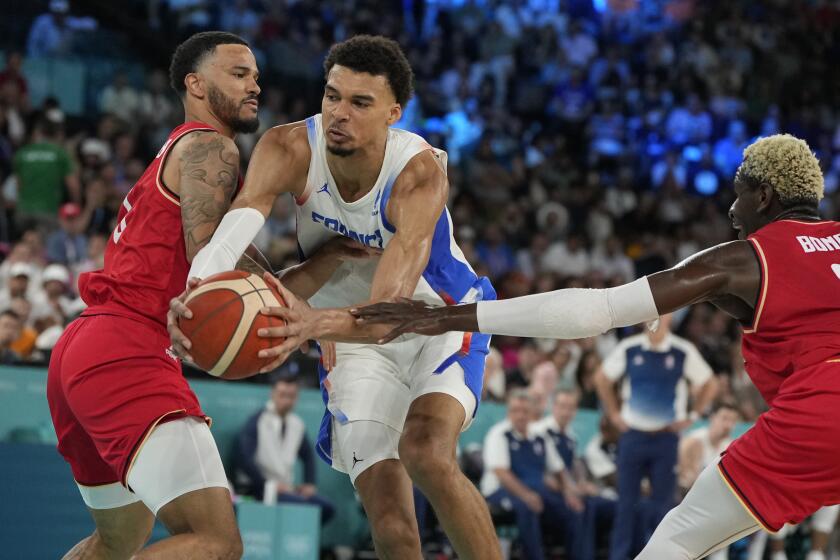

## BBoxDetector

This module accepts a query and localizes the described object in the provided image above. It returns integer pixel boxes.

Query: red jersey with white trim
[78,121,235,330]
[741,219,840,405]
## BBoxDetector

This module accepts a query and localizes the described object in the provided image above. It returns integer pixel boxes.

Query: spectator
[99,72,141,124]
[232,376,335,524]
[476,224,517,280]
[677,401,740,560]
[482,389,585,560]
[26,0,97,58]
[137,69,177,134]
[482,346,506,402]
[7,297,37,360]
[0,262,35,310]
[678,401,739,493]
[0,309,22,363]
[594,314,718,560]
[535,388,615,560]
[32,264,84,323]
[12,113,79,226]
[590,237,634,283]
[0,51,28,102]
[764,506,840,560]
[46,202,88,267]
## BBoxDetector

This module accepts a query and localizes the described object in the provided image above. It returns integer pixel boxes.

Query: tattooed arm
[166,130,241,262]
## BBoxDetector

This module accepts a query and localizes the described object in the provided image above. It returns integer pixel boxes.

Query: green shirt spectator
[12,116,76,216]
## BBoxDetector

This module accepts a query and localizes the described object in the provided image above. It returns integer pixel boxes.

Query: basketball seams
[209,290,263,376]
[241,275,284,365]
[182,272,288,378]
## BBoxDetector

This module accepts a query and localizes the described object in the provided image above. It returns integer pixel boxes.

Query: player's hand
[523,491,544,513]
[350,298,448,343]
[323,236,383,262]
[256,272,317,373]
[167,277,201,363]
[319,340,336,371]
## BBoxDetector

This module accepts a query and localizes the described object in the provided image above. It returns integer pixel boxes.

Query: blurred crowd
[0,0,839,429]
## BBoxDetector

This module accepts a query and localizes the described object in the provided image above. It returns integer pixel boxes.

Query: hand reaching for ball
[168,272,337,376]
[255,273,325,373]
[167,277,201,364]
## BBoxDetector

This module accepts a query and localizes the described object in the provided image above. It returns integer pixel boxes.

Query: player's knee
[399,427,457,485]
[400,438,457,486]
[91,525,151,557]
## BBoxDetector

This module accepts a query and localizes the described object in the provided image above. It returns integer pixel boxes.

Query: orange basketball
[178,270,286,380]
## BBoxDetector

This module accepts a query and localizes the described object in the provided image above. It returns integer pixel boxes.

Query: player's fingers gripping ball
[178,271,288,379]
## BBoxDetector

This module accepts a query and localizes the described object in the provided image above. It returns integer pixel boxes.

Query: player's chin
[232,114,260,134]
[326,142,356,157]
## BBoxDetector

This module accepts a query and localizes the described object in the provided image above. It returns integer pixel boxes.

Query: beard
[326,144,356,157]
[207,84,259,134]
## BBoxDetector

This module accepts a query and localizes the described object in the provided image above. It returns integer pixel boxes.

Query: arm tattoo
[179,132,240,260]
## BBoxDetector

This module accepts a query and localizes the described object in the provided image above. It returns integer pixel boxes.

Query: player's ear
[184,73,205,99]
[757,182,775,212]
[387,103,402,127]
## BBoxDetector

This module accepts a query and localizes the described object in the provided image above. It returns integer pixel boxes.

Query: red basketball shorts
[47,313,207,487]
[718,359,840,531]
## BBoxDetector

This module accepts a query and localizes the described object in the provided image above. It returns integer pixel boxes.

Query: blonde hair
[734,134,824,206]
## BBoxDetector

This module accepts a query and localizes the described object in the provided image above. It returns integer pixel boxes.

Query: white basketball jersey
[295,114,491,310]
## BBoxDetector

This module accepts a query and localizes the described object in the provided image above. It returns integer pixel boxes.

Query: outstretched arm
[352,240,760,342]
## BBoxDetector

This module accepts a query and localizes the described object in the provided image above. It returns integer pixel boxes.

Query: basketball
[178,271,287,380]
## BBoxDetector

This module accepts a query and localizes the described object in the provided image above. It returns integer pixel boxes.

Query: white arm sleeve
[476,276,659,339]
[187,207,266,280]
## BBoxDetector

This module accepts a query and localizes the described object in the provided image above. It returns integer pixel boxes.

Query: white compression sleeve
[187,207,265,280]
[476,276,659,339]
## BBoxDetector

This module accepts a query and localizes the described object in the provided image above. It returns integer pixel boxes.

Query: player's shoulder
[168,128,239,164]
[256,121,312,164]
[688,239,757,270]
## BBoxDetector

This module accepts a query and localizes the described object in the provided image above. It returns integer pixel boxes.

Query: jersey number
[113,196,134,244]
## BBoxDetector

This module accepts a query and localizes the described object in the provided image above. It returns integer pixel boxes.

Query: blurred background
[0,0,839,558]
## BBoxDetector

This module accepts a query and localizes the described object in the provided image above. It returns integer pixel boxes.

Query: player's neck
[772,205,821,223]
[326,138,387,201]
[184,107,235,139]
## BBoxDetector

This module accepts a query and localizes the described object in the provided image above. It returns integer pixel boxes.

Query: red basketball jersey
[741,219,840,405]
[79,121,237,330]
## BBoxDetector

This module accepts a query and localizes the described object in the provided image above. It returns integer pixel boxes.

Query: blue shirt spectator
[482,390,585,560]
[595,314,717,560]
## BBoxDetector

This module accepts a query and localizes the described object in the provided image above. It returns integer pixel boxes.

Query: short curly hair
[734,134,824,206]
[323,35,414,106]
[169,31,249,96]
